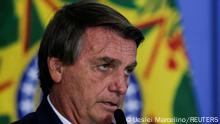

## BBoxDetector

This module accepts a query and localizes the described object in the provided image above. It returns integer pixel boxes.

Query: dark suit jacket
[12,97,62,124]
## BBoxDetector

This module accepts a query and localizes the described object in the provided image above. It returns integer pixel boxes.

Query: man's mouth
[100,101,119,111]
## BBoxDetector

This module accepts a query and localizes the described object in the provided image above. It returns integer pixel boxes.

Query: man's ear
[47,57,63,83]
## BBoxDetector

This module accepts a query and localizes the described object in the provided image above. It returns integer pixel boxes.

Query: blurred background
[0,0,219,124]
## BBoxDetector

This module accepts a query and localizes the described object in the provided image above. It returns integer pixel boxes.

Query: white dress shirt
[47,95,72,124]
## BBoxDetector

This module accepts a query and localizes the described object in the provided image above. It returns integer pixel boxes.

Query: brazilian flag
[0,0,199,124]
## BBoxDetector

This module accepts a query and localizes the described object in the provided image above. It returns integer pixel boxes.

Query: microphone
[114,109,127,124]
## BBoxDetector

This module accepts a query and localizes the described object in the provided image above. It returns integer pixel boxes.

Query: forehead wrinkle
[104,45,136,59]
[105,45,136,53]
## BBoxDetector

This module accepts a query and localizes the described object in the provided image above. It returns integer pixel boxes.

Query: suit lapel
[36,97,63,124]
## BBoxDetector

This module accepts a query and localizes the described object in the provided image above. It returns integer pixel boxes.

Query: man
[13,1,144,124]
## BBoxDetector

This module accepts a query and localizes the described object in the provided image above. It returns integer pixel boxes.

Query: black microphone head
[114,109,127,124]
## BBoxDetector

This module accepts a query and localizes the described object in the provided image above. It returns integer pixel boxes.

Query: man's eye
[98,64,110,71]
[124,68,133,76]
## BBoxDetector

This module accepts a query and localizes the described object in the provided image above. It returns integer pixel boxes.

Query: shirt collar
[47,95,72,124]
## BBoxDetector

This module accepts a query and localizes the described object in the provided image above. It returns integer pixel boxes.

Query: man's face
[59,27,137,124]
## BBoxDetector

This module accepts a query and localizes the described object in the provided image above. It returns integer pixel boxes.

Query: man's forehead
[84,27,122,45]
[77,27,137,68]
[81,27,137,54]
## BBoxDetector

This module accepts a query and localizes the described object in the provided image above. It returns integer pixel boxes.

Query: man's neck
[47,95,72,124]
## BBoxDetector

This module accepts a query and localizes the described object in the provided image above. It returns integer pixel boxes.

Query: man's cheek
[88,70,107,84]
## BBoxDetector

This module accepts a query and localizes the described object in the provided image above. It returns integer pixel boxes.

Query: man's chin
[90,107,114,124]
[102,114,114,124]
[97,115,113,124]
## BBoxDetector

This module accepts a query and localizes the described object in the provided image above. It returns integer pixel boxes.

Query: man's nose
[108,73,128,95]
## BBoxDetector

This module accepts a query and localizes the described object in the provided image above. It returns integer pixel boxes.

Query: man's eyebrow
[96,57,137,68]
[126,61,137,69]
[96,57,121,65]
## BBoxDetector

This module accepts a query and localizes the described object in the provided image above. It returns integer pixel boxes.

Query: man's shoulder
[11,112,38,124]
[11,97,62,124]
